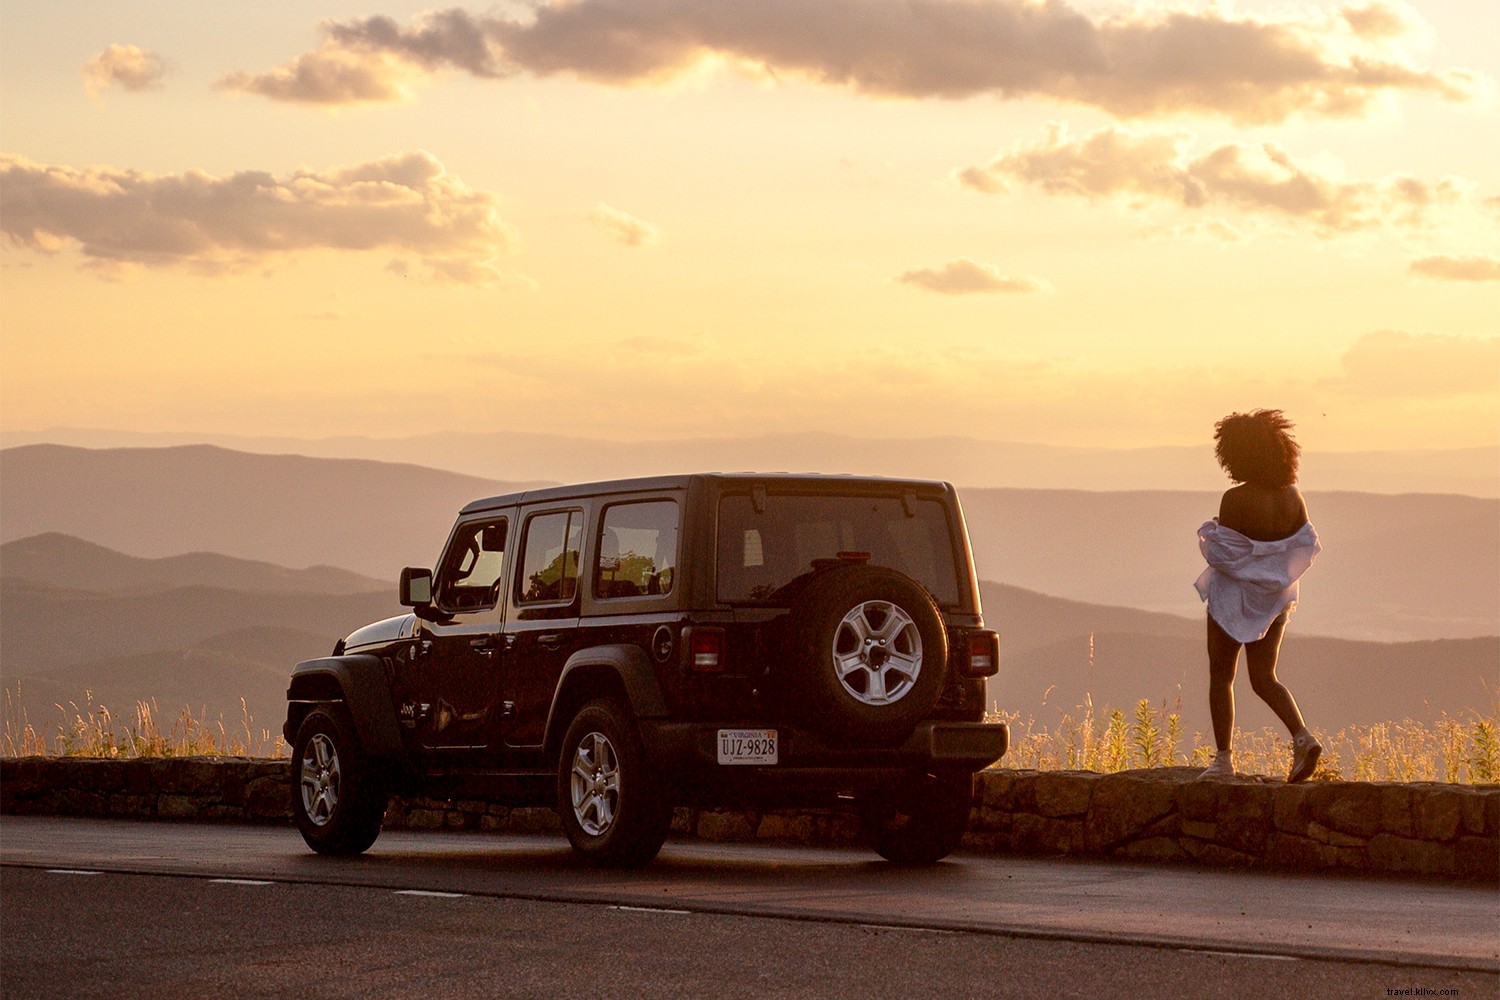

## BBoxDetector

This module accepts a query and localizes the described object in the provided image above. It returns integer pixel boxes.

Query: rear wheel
[859,770,974,865]
[291,708,387,856]
[557,699,672,868]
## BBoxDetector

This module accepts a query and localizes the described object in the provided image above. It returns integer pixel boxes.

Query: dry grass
[2,685,287,759]
[987,695,1500,784]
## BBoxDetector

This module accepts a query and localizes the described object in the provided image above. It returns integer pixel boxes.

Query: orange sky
[2,0,1497,451]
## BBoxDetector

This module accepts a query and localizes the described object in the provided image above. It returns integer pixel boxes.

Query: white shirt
[1194,520,1322,643]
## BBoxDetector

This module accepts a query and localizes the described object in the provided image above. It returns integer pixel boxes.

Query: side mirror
[399,567,433,607]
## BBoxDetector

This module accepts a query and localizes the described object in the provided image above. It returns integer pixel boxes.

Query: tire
[859,770,974,865]
[557,698,672,868]
[291,708,387,856]
[787,565,948,743]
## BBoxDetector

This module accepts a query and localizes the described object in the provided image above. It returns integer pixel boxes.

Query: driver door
[410,513,511,755]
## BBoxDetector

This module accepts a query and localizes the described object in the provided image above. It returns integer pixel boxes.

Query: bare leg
[1206,614,1241,752]
[1244,612,1308,738]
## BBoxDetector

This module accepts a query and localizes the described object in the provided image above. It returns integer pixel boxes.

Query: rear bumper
[640,719,1008,805]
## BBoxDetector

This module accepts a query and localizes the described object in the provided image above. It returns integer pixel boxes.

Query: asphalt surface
[1,816,1496,998]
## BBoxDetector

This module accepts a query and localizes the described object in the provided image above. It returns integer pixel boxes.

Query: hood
[343,613,417,652]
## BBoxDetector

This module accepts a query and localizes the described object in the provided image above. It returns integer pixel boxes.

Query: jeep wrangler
[285,473,1007,866]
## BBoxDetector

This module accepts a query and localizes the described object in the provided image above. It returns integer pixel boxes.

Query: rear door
[503,505,586,749]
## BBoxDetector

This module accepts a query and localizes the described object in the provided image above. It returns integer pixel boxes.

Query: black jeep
[285,473,1007,866]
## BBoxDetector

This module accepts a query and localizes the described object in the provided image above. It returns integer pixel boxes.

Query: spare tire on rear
[785,564,948,743]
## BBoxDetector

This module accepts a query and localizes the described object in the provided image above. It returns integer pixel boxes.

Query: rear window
[716,493,960,606]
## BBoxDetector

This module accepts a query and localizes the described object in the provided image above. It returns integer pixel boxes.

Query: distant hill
[980,582,1498,740]
[1,533,387,595]
[0,444,544,580]
[2,444,1492,641]
[4,428,1495,497]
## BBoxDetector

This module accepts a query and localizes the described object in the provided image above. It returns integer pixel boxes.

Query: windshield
[716,492,960,606]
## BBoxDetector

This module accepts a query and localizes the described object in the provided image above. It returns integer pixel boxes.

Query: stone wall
[2,758,1494,882]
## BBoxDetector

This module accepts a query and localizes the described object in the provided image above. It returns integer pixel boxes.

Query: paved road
[1,816,1495,998]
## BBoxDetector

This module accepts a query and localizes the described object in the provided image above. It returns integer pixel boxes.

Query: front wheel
[291,708,387,856]
[557,699,672,868]
[859,770,974,865]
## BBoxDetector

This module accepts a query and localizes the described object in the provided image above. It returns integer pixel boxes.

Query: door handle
[537,633,562,649]
[470,636,498,656]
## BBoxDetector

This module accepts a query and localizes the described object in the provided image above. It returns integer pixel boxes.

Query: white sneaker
[1288,733,1322,783]
[1197,753,1235,780]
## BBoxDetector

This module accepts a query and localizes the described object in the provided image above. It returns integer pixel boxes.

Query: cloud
[1329,331,1500,397]
[0,152,518,282]
[82,44,167,97]
[961,122,1471,233]
[1409,255,1500,283]
[895,258,1050,295]
[218,0,1483,122]
[590,203,660,247]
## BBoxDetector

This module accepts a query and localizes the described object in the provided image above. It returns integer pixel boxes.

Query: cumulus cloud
[590,203,660,247]
[82,44,167,96]
[961,122,1470,233]
[0,152,518,282]
[895,258,1049,295]
[1409,255,1500,283]
[1330,331,1500,397]
[217,0,1482,123]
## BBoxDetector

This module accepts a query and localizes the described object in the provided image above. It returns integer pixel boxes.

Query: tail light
[963,630,1000,678]
[687,627,726,673]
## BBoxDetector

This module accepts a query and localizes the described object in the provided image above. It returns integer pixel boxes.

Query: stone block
[244,775,292,819]
[756,812,818,843]
[1305,821,1365,848]
[1366,833,1455,877]
[216,761,250,806]
[1033,772,1098,818]
[697,810,757,842]
[1272,784,1313,833]
[1265,831,1337,871]
[1012,813,1085,855]
[1085,772,1178,852]
[157,794,200,819]
[108,793,154,817]
[1308,782,1382,839]
[1462,794,1486,836]
[670,807,696,835]
[1413,787,1463,842]
[508,807,562,833]
[404,808,447,830]
[1214,783,1273,855]
[1180,819,1216,840]
[1454,837,1500,883]
[155,758,224,797]
[1378,785,1414,837]
[1177,779,1222,823]
[48,788,106,816]
[1180,838,1257,869]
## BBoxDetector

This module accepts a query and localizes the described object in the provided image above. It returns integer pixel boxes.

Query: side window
[517,510,583,604]
[435,518,508,612]
[595,500,679,600]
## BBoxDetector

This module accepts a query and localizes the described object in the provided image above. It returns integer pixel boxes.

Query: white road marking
[394,890,466,898]
[609,905,692,915]
[45,869,102,876]
[209,878,274,886]
[856,924,958,935]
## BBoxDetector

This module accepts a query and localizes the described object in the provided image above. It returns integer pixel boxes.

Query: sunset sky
[2,0,1497,452]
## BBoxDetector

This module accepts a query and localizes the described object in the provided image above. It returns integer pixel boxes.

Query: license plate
[717,729,778,765]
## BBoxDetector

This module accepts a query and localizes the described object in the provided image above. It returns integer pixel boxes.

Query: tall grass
[2,685,287,759]
[988,696,1500,784]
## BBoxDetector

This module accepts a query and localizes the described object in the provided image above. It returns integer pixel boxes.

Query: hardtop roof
[458,471,953,515]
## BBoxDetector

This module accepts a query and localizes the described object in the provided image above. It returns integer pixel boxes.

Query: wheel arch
[543,645,667,760]
[284,654,403,759]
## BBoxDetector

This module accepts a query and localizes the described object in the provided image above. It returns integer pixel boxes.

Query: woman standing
[1194,410,1323,782]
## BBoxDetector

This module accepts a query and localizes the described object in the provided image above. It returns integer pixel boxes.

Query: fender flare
[285,654,403,759]
[543,644,668,751]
